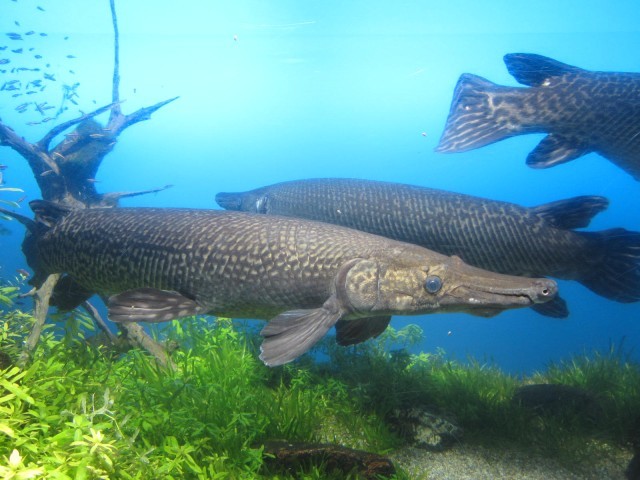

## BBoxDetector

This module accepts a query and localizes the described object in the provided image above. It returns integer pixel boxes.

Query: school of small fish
[0,2,79,125]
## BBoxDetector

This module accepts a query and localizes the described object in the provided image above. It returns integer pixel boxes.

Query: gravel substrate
[390,444,632,479]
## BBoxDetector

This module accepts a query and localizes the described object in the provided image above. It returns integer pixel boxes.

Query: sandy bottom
[390,444,632,480]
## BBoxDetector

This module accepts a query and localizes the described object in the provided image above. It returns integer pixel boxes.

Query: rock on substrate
[388,407,463,451]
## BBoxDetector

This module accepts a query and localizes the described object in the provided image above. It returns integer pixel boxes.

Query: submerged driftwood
[262,441,396,479]
[1,0,177,367]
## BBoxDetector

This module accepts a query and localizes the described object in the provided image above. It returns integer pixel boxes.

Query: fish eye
[425,275,442,294]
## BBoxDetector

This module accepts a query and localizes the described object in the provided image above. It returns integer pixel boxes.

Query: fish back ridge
[435,73,518,153]
[504,53,583,87]
[577,228,640,302]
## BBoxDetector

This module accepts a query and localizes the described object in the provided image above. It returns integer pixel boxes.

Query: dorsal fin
[504,53,584,87]
[29,200,74,227]
[531,195,608,230]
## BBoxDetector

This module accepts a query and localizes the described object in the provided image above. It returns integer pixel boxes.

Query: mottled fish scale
[221,178,591,278]
[36,208,428,318]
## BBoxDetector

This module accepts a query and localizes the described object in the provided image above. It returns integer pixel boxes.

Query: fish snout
[448,256,557,306]
[215,192,243,211]
[529,278,558,304]
[441,261,559,311]
[466,275,558,307]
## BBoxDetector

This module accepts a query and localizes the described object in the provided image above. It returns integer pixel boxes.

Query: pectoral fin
[260,297,344,366]
[108,288,203,323]
[335,316,392,346]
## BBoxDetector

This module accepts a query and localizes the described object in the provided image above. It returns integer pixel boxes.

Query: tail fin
[579,229,640,303]
[0,200,72,231]
[435,73,518,153]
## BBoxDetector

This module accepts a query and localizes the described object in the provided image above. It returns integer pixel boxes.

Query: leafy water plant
[0,307,405,479]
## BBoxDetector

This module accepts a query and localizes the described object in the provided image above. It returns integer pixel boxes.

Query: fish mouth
[442,277,558,310]
[215,192,243,211]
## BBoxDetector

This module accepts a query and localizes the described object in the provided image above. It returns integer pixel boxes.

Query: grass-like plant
[320,323,639,466]
[0,289,637,477]
[0,304,404,479]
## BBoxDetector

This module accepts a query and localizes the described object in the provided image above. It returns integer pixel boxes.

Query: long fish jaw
[348,254,557,317]
[436,257,557,313]
[216,190,264,212]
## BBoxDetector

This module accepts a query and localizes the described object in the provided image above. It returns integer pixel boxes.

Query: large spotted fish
[436,53,640,180]
[2,200,556,366]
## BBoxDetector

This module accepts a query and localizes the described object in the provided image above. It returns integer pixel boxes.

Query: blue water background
[1,0,639,374]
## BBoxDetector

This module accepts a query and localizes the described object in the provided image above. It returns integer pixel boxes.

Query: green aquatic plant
[0,312,405,479]
[533,344,640,440]
[0,285,20,309]
[319,323,638,468]
[0,304,635,476]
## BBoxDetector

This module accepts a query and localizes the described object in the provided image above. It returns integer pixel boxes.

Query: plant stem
[17,273,61,367]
